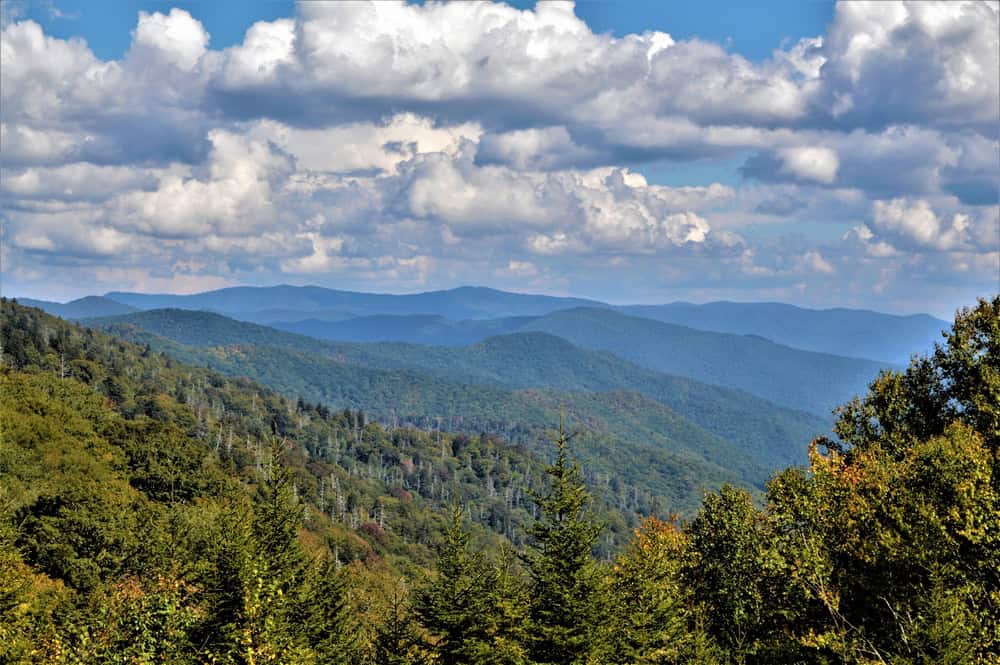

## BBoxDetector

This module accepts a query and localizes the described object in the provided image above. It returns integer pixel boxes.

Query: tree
[523,417,606,665]
[606,516,720,664]
[763,297,1000,662]
[684,486,782,662]
[293,559,359,665]
[416,505,493,664]
[373,579,427,665]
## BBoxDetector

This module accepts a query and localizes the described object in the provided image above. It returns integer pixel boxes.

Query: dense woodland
[89,307,829,511]
[1,296,998,663]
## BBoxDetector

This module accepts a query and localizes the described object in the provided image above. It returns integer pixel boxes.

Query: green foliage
[605,517,720,664]
[523,420,606,665]
[416,507,529,665]
[94,306,831,502]
[2,296,996,664]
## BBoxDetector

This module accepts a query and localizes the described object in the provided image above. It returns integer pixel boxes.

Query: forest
[1,296,997,664]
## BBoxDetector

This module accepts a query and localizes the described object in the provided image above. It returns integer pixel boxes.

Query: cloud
[1,1,996,314]
[813,1,999,134]
[868,197,980,251]
[130,8,208,71]
[777,146,839,184]
[108,130,294,238]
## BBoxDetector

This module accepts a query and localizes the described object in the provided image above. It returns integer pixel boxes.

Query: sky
[1,0,997,316]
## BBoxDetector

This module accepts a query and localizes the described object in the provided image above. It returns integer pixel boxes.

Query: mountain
[230,305,888,417]
[618,301,949,364]
[88,308,828,476]
[16,295,138,319]
[104,284,604,320]
[227,307,358,325]
[520,308,887,417]
[91,315,761,510]
[101,284,946,363]
[272,313,534,345]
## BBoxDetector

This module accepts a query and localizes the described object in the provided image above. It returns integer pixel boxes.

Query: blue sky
[17,0,835,62]
[1,0,996,316]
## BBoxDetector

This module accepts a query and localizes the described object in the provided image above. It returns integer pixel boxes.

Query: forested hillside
[97,305,884,418]
[90,308,828,488]
[90,317,758,511]
[272,313,533,346]
[0,299,629,662]
[104,285,604,320]
[3,296,997,663]
[618,301,947,364]
[19,295,140,320]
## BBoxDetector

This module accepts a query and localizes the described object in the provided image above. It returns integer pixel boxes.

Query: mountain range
[14,283,953,514]
[20,284,947,365]
[87,305,887,417]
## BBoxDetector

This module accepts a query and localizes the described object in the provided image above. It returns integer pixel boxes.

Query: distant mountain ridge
[519,308,887,416]
[11,284,942,365]
[17,296,138,319]
[87,308,830,472]
[618,301,948,364]
[119,304,889,417]
[104,285,605,320]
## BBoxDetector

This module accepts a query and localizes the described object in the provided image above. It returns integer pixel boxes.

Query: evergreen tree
[523,416,606,665]
[606,517,720,664]
[480,544,530,665]
[374,579,426,665]
[415,505,492,664]
[294,559,359,665]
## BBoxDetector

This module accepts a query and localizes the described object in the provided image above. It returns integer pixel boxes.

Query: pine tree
[480,543,530,665]
[523,415,606,665]
[415,505,492,664]
[293,559,359,664]
[374,579,426,665]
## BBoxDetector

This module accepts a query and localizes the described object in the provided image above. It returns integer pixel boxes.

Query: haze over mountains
[19,283,955,486]
[87,306,824,505]
[26,284,948,364]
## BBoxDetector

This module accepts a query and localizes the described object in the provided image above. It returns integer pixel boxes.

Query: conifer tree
[480,543,530,665]
[293,559,359,665]
[415,505,492,664]
[523,415,606,665]
[374,579,426,665]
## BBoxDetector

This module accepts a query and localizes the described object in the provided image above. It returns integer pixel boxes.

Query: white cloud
[109,130,293,238]
[777,146,839,184]
[130,9,208,71]
[1,1,996,312]
[870,197,974,251]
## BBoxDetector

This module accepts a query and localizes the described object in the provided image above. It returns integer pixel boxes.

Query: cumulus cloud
[777,146,839,184]
[869,197,977,251]
[1,0,996,313]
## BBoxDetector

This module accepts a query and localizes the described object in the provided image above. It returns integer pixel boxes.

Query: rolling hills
[519,308,887,416]
[88,284,947,364]
[91,317,759,510]
[88,308,829,476]
[17,295,139,319]
[99,306,886,417]
[618,301,948,364]
[104,284,604,320]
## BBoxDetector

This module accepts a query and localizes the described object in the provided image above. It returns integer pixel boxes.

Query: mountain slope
[618,301,948,364]
[93,319,757,509]
[272,314,534,345]
[89,309,827,473]
[105,285,604,320]
[101,284,946,363]
[521,308,886,416]
[17,295,139,319]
